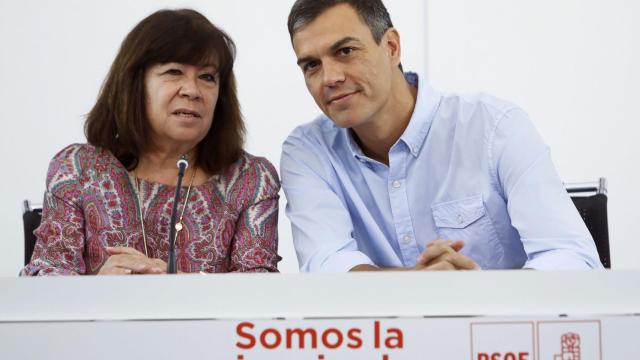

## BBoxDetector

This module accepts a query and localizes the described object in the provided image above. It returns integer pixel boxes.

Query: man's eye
[339,47,354,56]
[304,61,319,72]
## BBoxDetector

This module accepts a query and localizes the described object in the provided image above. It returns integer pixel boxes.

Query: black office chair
[23,200,42,266]
[564,178,611,268]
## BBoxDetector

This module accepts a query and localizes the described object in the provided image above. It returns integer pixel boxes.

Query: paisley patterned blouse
[21,144,281,275]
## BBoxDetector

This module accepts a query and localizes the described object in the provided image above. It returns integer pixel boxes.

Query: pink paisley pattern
[21,144,281,275]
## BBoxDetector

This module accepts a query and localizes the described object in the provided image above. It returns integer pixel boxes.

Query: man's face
[292,4,397,129]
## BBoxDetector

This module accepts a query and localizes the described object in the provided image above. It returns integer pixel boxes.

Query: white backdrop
[1,0,637,276]
[0,0,425,275]
[426,0,640,269]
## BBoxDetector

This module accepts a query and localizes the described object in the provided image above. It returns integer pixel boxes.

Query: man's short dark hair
[287,0,394,43]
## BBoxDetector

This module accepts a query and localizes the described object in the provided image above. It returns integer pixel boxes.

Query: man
[280,0,602,272]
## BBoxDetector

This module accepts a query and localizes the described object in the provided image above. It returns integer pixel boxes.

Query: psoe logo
[470,322,535,360]
[538,320,601,360]
[553,333,580,360]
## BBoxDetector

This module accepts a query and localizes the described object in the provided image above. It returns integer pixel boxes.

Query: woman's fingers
[97,265,133,275]
[98,252,166,275]
[106,246,146,257]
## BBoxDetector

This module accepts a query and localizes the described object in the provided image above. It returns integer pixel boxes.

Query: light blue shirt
[281,73,602,272]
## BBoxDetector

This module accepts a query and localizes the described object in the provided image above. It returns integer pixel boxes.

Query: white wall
[427,0,640,268]
[6,0,633,275]
[0,0,426,276]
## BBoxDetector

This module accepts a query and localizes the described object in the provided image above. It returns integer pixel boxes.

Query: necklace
[133,167,198,257]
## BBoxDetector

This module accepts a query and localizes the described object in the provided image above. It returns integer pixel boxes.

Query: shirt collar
[399,72,441,157]
[346,129,367,159]
[344,72,442,161]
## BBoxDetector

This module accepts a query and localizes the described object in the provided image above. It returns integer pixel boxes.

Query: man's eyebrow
[329,36,361,52]
[296,36,362,67]
[297,56,315,67]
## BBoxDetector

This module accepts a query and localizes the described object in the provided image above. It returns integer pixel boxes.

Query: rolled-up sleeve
[281,127,375,272]
[492,108,603,269]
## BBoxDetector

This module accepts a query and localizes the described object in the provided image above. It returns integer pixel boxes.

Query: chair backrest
[565,178,611,268]
[22,200,42,266]
[21,181,612,268]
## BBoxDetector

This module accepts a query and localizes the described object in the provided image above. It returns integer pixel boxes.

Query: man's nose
[322,59,346,88]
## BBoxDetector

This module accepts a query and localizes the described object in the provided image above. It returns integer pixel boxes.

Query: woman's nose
[178,77,201,100]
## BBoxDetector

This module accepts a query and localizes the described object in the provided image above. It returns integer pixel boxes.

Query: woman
[21,9,281,275]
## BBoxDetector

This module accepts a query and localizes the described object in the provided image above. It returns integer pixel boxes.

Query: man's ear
[383,27,401,67]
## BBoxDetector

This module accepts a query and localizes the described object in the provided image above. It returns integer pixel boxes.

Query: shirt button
[402,235,412,244]
[413,146,419,153]
[392,180,401,188]
[457,214,465,224]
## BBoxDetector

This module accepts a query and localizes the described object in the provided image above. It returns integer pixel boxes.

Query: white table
[1,270,639,359]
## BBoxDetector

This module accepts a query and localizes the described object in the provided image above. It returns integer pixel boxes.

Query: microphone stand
[167,155,188,274]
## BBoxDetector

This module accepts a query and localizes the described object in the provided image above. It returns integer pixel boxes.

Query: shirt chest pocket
[430,194,503,269]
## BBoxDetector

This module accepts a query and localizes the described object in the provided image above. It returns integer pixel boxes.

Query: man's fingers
[424,261,456,271]
[425,239,464,250]
[450,240,465,252]
[417,242,458,265]
[429,252,479,270]
[426,239,453,248]
[418,252,480,271]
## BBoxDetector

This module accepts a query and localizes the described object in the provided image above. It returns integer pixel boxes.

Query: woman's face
[144,62,219,151]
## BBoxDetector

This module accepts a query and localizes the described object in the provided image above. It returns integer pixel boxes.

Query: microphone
[167,155,188,274]
[177,156,189,175]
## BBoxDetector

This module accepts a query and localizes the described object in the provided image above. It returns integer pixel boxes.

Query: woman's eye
[200,73,218,82]
[165,69,182,75]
